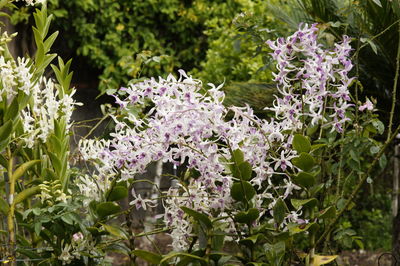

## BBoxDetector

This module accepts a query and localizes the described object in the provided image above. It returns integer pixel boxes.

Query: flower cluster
[266,23,353,132]
[0,55,79,148]
[79,24,355,250]
[38,180,71,205]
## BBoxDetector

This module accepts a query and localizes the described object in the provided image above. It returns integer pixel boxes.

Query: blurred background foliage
[6,0,399,253]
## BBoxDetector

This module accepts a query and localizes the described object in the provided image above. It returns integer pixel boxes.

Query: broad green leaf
[234,208,259,224]
[311,144,326,151]
[318,206,336,219]
[108,186,128,201]
[231,149,244,164]
[96,202,121,218]
[13,187,41,206]
[160,252,206,264]
[230,181,256,202]
[4,97,19,122]
[101,223,128,240]
[11,160,40,182]
[211,230,225,251]
[132,250,162,264]
[232,161,253,181]
[239,233,262,247]
[0,197,9,214]
[0,120,13,142]
[292,152,315,171]
[292,134,311,153]
[292,172,315,188]
[181,206,212,229]
[288,222,317,235]
[311,254,338,266]
[291,198,318,210]
[0,154,7,168]
[273,198,286,225]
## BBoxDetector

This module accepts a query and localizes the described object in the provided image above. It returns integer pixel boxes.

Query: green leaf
[231,149,244,164]
[234,208,259,224]
[292,152,315,171]
[372,119,384,135]
[273,198,286,225]
[132,250,162,264]
[292,134,311,153]
[232,161,253,181]
[43,31,59,52]
[0,120,13,142]
[13,187,41,206]
[371,0,382,7]
[96,202,121,218]
[311,144,327,151]
[108,186,128,201]
[239,234,262,247]
[230,181,256,202]
[0,154,7,168]
[291,198,318,210]
[181,206,212,229]
[292,172,315,188]
[311,254,338,266]
[4,97,19,122]
[101,223,128,240]
[0,197,9,215]
[379,154,387,169]
[160,252,207,264]
[11,160,41,182]
[288,222,316,235]
[211,230,225,251]
[318,206,336,219]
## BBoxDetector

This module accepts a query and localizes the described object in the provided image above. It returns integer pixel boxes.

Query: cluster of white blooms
[79,24,355,250]
[266,23,353,132]
[0,55,79,148]
[0,56,33,100]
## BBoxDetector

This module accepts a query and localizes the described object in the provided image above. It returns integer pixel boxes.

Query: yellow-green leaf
[311,254,338,266]
[11,160,41,182]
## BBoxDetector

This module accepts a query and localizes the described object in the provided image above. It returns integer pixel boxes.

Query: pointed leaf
[234,208,259,224]
[132,250,162,264]
[291,198,318,210]
[181,206,212,229]
[231,149,244,164]
[292,134,311,153]
[160,252,206,264]
[0,120,13,142]
[318,206,336,219]
[0,197,9,214]
[231,181,256,202]
[292,152,315,171]
[292,172,316,188]
[13,187,41,206]
[96,202,121,218]
[101,223,128,240]
[273,198,286,225]
[11,160,41,182]
[311,255,338,266]
[108,186,128,201]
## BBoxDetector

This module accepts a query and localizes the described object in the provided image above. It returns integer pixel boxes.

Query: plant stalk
[315,124,400,247]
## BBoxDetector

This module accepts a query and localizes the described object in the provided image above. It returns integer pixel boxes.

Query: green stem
[387,22,400,142]
[6,148,16,265]
[315,124,400,248]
